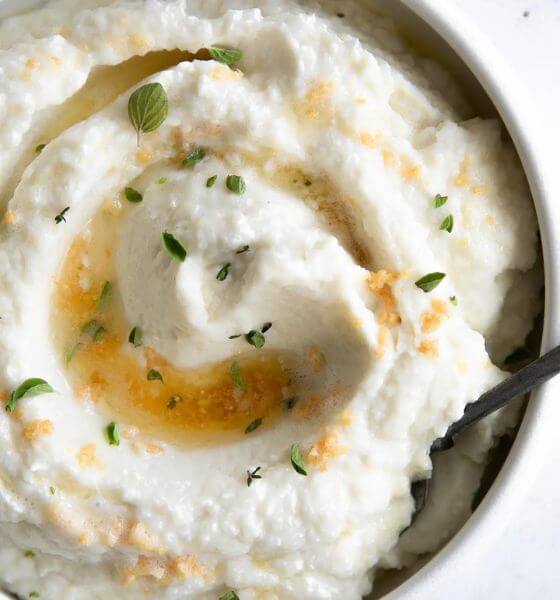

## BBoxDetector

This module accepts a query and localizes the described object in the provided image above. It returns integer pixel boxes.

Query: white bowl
[0,1,557,598]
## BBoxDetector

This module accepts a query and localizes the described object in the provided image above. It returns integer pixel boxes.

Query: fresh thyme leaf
[236,245,250,254]
[64,341,80,366]
[284,397,298,411]
[246,467,262,487]
[81,320,105,342]
[290,443,307,476]
[49,486,56,495]
[124,187,143,203]
[155,177,167,185]
[219,591,241,600]
[207,46,243,66]
[440,214,454,233]
[415,272,446,293]
[229,334,242,339]
[206,175,217,188]
[6,378,54,413]
[216,263,231,281]
[245,418,263,434]
[226,175,246,194]
[147,369,163,383]
[162,231,187,262]
[54,207,70,224]
[105,422,120,446]
[182,147,206,168]
[230,361,246,392]
[128,82,168,144]
[35,143,46,154]
[167,395,182,410]
[24,551,35,558]
[245,330,265,349]
[98,281,113,309]
[434,194,448,208]
[450,296,458,306]
[128,326,143,347]
[261,322,272,333]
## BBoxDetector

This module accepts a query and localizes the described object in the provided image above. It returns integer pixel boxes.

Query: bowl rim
[385,1,560,597]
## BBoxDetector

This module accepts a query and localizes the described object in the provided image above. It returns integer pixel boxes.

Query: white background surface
[442,1,559,598]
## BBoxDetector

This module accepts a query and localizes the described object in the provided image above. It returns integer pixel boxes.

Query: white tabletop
[435,1,559,597]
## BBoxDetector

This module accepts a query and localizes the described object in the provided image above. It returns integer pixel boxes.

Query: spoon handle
[432,345,560,452]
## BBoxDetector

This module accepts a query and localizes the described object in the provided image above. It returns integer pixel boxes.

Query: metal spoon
[409,345,560,521]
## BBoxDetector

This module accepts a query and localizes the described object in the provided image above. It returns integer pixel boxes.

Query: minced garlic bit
[359,131,382,148]
[307,430,348,471]
[296,80,336,121]
[2,210,16,224]
[367,270,401,327]
[421,299,450,334]
[418,339,439,359]
[306,345,326,370]
[76,444,100,468]
[375,325,390,358]
[23,420,54,442]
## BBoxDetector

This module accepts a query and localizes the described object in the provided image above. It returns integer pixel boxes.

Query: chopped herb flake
[216,263,231,281]
[228,334,242,339]
[128,82,168,144]
[236,245,250,254]
[54,207,70,224]
[98,281,113,309]
[124,187,143,203]
[24,551,35,558]
[284,397,298,411]
[49,486,55,495]
[290,443,307,476]
[206,175,217,188]
[105,422,120,446]
[147,369,163,383]
[261,322,272,333]
[167,395,182,410]
[450,296,458,306]
[29,593,40,599]
[155,177,167,185]
[81,320,105,342]
[440,214,454,233]
[207,47,243,66]
[162,231,187,262]
[64,341,80,366]
[230,361,246,392]
[415,272,446,293]
[128,326,143,347]
[226,175,246,194]
[245,330,265,349]
[245,418,263,434]
[35,143,46,154]
[246,467,262,488]
[6,378,54,413]
[434,194,448,208]
[182,147,206,168]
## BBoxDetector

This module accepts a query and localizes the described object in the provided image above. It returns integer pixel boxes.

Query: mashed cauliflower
[0,1,541,599]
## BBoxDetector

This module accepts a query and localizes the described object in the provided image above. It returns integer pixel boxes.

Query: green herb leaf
[226,175,246,194]
[261,322,272,333]
[162,232,187,262]
[229,334,242,339]
[35,143,46,154]
[167,395,182,410]
[64,341,80,366]
[216,263,231,282]
[245,330,265,349]
[219,591,240,600]
[81,320,106,342]
[230,361,246,392]
[206,175,217,188]
[155,177,167,185]
[245,418,263,434]
[6,378,54,413]
[439,214,454,233]
[182,147,206,168]
[290,443,307,476]
[207,47,243,66]
[29,593,40,599]
[246,467,262,487]
[415,272,446,293]
[98,281,113,309]
[54,207,70,224]
[24,551,35,558]
[124,187,143,203]
[49,486,56,495]
[147,369,163,383]
[236,245,250,254]
[450,296,458,306]
[434,194,448,208]
[128,326,143,347]
[105,422,120,446]
[128,82,168,144]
